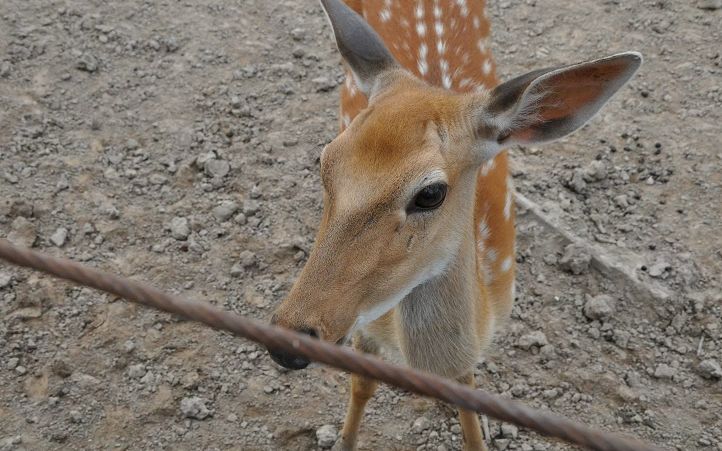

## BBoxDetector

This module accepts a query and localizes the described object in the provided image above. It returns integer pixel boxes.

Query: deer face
[268,0,641,369]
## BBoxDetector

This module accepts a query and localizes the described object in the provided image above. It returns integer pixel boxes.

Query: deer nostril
[266,325,318,370]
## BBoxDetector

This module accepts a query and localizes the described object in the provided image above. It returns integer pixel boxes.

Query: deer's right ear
[320,0,400,96]
[473,52,642,162]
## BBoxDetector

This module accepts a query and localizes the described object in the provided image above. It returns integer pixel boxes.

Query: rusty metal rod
[0,239,663,451]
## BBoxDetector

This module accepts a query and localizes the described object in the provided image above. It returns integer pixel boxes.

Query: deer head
[268,0,641,369]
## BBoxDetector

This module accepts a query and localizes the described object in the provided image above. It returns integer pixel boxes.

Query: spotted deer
[268,0,641,449]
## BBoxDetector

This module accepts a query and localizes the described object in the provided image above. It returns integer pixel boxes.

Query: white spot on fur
[483,60,493,76]
[415,4,425,20]
[459,78,472,89]
[436,40,446,55]
[477,38,489,53]
[416,21,427,37]
[501,256,513,272]
[503,176,513,220]
[480,158,495,176]
[434,21,444,36]
[433,5,442,19]
[473,17,481,29]
[380,9,391,22]
[442,74,452,89]
[418,60,429,76]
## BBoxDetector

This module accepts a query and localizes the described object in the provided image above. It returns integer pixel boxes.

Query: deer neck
[395,168,485,378]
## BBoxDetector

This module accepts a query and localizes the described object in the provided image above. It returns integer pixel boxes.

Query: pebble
[583,160,607,182]
[128,364,146,379]
[583,295,616,321]
[412,416,431,433]
[180,397,211,420]
[7,216,37,248]
[7,357,19,370]
[204,158,230,178]
[0,271,12,289]
[50,227,68,247]
[698,0,722,10]
[212,201,239,221]
[312,76,336,92]
[558,243,591,275]
[500,423,519,439]
[316,424,337,449]
[239,250,256,268]
[170,217,191,240]
[567,168,587,193]
[242,200,260,216]
[517,331,548,350]
[69,410,83,423]
[653,364,677,380]
[698,359,722,380]
[76,53,98,72]
[648,261,670,278]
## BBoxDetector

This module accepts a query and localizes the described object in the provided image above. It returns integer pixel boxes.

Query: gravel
[0,0,719,450]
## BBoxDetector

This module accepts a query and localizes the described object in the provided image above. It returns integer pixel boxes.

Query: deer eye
[408,183,447,213]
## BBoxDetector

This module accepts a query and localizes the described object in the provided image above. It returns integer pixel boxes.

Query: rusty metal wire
[0,238,662,451]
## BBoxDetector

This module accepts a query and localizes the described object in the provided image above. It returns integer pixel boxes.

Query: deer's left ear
[320,0,400,96]
[474,52,642,161]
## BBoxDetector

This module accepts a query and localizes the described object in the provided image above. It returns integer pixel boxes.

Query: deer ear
[477,52,642,159]
[320,0,400,96]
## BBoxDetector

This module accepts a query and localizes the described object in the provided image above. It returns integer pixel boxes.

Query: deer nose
[267,320,318,370]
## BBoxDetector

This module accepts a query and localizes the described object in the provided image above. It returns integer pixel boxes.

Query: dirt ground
[1,0,720,450]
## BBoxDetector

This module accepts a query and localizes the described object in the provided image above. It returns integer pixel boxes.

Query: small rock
[7,216,37,247]
[494,438,511,450]
[583,160,607,182]
[170,217,191,240]
[0,272,12,289]
[412,416,431,433]
[500,423,518,439]
[558,243,591,275]
[180,396,211,420]
[613,194,629,209]
[239,250,256,268]
[698,360,722,380]
[517,331,548,350]
[15,365,27,375]
[698,0,722,10]
[648,261,670,278]
[653,364,676,380]
[316,424,337,449]
[312,76,337,92]
[212,201,239,221]
[583,295,616,321]
[7,357,19,370]
[50,227,68,247]
[140,371,155,385]
[230,263,244,277]
[69,409,82,423]
[128,364,147,379]
[76,54,98,72]
[204,158,230,178]
[242,200,260,216]
[567,168,587,193]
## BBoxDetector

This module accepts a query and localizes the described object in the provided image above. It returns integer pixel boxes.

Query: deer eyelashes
[407,182,448,214]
